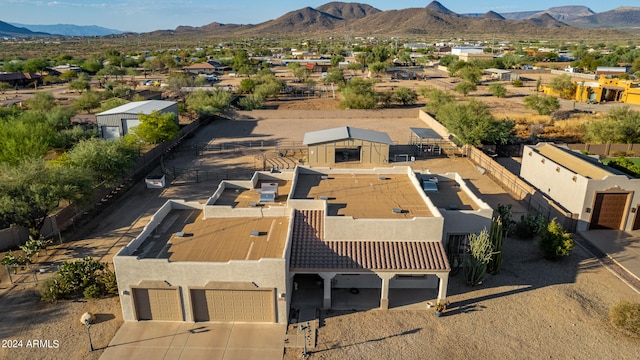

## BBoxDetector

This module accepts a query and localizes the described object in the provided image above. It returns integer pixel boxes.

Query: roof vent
[319,195,329,200]
[321,175,329,180]
[175,232,185,237]
[392,208,405,214]
[379,175,388,180]
[250,230,261,236]
[249,202,258,207]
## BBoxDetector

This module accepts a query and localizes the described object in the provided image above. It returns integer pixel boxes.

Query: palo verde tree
[186,89,232,118]
[437,99,513,145]
[524,94,560,115]
[0,158,93,238]
[339,77,377,109]
[549,74,577,99]
[134,111,179,144]
[585,106,640,144]
[421,87,455,115]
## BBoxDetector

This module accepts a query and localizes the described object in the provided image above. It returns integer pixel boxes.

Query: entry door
[589,193,629,230]
[102,126,120,140]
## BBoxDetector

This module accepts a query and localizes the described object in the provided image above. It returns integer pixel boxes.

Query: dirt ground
[1,71,640,359]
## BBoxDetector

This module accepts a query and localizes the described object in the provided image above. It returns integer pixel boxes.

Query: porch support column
[435,272,450,303]
[377,273,395,310]
[318,272,336,309]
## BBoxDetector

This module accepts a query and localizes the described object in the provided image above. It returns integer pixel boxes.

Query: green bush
[39,275,69,302]
[539,218,574,259]
[515,213,546,239]
[511,79,523,87]
[38,257,117,301]
[610,301,640,338]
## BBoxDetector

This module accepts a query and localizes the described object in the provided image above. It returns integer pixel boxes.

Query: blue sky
[3,0,635,33]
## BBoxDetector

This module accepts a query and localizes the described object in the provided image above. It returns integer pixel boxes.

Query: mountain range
[9,23,124,36]
[2,2,639,38]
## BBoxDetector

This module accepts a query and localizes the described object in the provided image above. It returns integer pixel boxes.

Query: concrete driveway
[100,322,285,360]
[579,229,640,283]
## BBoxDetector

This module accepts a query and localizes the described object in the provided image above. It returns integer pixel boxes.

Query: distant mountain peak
[425,1,457,16]
[483,11,505,20]
[316,2,381,20]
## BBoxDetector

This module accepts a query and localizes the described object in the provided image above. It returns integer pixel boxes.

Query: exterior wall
[521,145,640,231]
[520,145,589,215]
[332,274,438,289]
[324,216,444,241]
[113,256,288,323]
[417,110,452,140]
[307,139,389,165]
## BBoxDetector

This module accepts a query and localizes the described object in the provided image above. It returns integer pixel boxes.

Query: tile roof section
[290,210,449,272]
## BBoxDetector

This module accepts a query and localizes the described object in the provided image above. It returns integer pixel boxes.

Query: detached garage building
[520,143,640,231]
[96,100,178,140]
[303,126,393,165]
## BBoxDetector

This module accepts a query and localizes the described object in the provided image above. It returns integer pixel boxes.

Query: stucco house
[113,165,492,323]
[96,100,178,140]
[520,143,640,232]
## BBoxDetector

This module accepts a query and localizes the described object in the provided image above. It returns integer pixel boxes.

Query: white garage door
[122,119,140,135]
[102,126,120,140]
[133,288,182,321]
[191,289,274,322]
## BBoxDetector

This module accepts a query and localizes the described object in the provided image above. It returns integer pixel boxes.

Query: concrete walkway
[578,229,640,288]
[100,322,285,360]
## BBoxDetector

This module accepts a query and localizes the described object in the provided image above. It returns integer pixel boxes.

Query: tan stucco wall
[114,256,289,323]
[521,145,640,231]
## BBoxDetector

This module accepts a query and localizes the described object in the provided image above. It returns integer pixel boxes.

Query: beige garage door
[191,289,274,322]
[133,288,181,321]
[590,193,629,230]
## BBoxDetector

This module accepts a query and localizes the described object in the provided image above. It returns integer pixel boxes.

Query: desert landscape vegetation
[1,1,640,359]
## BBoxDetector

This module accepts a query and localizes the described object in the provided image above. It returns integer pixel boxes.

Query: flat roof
[292,173,432,218]
[425,178,480,210]
[535,144,615,180]
[97,100,176,116]
[134,209,289,262]
[216,180,292,207]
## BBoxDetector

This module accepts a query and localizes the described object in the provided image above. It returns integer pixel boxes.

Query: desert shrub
[511,79,523,87]
[238,94,264,110]
[463,229,493,286]
[609,301,640,338]
[83,283,103,299]
[39,275,69,302]
[39,257,117,301]
[515,213,546,239]
[539,218,574,259]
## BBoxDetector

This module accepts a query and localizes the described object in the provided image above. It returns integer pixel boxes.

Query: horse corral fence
[467,147,578,232]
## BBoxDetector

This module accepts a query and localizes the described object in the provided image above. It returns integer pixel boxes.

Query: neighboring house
[575,76,640,105]
[595,66,630,76]
[0,72,41,87]
[182,60,230,75]
[520,143,640,232]
[303,126,393,165]
[113,164,492,322]
[484,68,519,82]
[48,64,82,76]
[96,100,178,140]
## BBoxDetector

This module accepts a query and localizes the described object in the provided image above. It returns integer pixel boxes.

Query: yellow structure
[575,76,640,105]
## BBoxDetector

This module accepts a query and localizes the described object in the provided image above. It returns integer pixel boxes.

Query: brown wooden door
[590,193,629,230]
[633,206,640,231]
